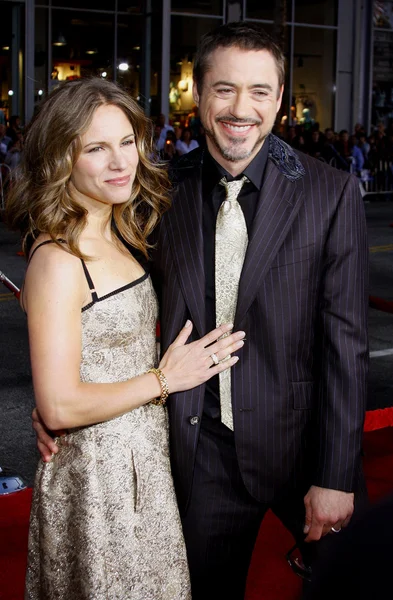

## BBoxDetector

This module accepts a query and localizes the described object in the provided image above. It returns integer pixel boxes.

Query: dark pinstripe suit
[150,135,369,598]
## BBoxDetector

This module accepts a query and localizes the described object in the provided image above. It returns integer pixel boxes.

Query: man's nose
[230,91,251,120]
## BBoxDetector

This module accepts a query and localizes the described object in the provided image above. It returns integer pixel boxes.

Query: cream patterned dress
[25,260,191,600]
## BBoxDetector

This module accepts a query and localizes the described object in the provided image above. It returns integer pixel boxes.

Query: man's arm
[304,173,369,541]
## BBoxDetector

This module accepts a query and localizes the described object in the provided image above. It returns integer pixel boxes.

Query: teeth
[225,124,251,131]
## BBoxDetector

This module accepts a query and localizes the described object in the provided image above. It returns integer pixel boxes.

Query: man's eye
[217,88,232,94]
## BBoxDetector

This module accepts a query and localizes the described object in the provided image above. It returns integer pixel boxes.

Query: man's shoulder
[282,139,352,184]
[168,147,204,184]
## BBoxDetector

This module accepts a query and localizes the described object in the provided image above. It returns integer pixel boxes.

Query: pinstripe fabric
[151,138,368,513]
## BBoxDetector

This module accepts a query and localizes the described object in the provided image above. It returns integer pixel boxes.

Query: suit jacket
[150,135,369,513]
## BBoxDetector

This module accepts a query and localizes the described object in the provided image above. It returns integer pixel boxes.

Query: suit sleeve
[314,174,369,492]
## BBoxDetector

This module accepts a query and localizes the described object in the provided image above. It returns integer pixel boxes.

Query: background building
[0,0,390,137]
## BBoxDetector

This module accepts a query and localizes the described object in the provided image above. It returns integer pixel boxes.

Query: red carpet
[1,423,393,600]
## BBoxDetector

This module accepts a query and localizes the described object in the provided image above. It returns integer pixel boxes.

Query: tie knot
[220,175,249,200]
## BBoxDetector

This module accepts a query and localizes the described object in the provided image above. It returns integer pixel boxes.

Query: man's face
[193,46,283,175]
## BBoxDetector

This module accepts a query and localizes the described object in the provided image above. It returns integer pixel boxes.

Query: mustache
[215,116,262,126]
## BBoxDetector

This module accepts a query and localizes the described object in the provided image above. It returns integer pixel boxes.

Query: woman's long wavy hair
[6,77,171,259]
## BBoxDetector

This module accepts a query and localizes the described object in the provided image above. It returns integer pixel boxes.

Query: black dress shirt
[202,139,269,419]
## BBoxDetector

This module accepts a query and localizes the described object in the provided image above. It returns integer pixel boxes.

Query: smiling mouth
[105,176,131,186]
[219,122,256,136]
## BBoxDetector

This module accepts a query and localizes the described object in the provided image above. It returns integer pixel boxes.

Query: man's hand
[303,485,354,542]
[32,407,63,462]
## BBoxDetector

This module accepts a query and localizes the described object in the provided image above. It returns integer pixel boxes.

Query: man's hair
[193,21,285,96]
[6,77,171,259]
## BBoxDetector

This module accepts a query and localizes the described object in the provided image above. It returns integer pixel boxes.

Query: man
[0,123,11,162]
[155,112,175,151]
[34,22,368,599]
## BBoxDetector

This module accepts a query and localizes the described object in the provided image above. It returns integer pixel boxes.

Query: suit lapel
[166,167,205,337]
[235,158,305,327]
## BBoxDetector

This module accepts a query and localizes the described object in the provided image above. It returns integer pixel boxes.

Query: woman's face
[70,104,139,210]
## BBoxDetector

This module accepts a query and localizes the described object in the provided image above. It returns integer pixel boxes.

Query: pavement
[1,200,393,486]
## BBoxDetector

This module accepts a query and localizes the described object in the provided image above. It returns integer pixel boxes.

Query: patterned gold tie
[215,175,249,430]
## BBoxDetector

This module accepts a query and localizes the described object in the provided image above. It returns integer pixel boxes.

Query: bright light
[8,90,14,96]
[118,62,129,71]
[2,46,10,51]
[38,90,43,96]
[101,71,107,78]
[86,49,97,55]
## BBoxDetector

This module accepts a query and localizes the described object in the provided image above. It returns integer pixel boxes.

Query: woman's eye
[88,146,103,153]
[122,139,134,146]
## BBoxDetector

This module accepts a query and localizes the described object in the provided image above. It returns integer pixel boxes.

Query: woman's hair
[6,77,171,259]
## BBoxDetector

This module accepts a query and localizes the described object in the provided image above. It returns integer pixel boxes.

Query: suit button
[189,416,200,426]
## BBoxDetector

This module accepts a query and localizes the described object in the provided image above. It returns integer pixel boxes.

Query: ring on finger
[331,526,342,533]
[210,352,219,366]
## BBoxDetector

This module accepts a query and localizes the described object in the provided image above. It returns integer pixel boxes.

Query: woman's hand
[32,407,64,462]
[32,320,245,461]
[158,320,245,393]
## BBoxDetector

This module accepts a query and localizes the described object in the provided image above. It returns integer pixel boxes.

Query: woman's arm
[25,245,244,430]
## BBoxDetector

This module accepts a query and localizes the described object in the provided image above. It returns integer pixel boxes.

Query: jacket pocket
[292,381,314,410]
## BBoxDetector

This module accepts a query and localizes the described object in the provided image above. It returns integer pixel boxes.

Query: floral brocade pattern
[215,177,249,430]
[25,277,191,600]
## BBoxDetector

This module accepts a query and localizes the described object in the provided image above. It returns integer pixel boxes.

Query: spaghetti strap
[80,260,98,304]
[22,239,66,313]
[28,239,66,265]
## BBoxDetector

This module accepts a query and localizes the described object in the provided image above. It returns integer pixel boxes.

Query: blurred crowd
[280,120,393,177]
[0,115,24,172]
[152,105,205,163]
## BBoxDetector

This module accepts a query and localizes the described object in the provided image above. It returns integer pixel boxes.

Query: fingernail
[233,356,239,362]
[185,320,191,327]
[226,323,234,328]
[303,525,310,534]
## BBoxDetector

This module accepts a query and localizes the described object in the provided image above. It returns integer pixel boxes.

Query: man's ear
[276,84,284,113]
[192,82,199,106]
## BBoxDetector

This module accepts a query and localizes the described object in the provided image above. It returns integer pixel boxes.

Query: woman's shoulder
[27,236,81,278]
[29,234,68,260]
[22,236,86,313]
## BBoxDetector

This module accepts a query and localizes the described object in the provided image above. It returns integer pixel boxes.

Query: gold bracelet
[147,368,169,406]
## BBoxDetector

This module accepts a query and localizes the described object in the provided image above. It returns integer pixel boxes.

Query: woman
[175,126,199,156]
[6,78,244,599]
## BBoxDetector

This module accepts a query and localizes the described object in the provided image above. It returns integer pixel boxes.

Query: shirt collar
[203,136,269,193]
